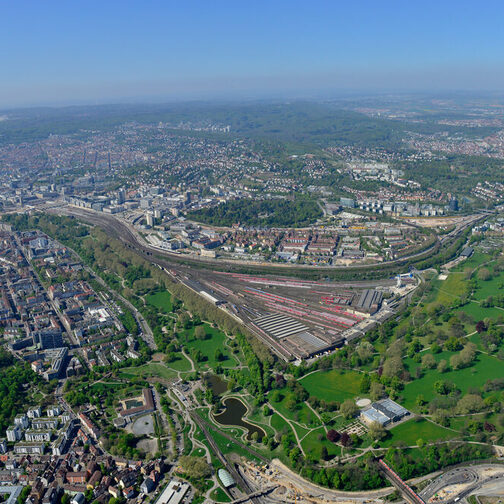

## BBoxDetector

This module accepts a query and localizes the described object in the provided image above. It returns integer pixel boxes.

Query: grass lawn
[459,302,504,322]
[472,269,504,301]
[86,381,145,398]
[301,428,340,458]
[145,291,173,313]
[380,417,460,447]
[119,362,178,381]
[269,391,321,429]
[271,413,293,437]
[209,427,263,462]
[210,486,231,503]
[299,369,364,403]
[183,324,237,369]
[431,273,468,306]
[190,447,206,457]
[452,252,492,273]
[246,409,276,438]
[401,352,504,411]
[165,353,192,372]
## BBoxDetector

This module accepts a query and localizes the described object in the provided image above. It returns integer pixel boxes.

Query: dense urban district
[1,97,504,504]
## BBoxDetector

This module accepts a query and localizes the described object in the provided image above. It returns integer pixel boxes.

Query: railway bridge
[378,459,426,504]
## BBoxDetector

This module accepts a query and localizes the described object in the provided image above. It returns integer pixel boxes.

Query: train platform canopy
[460,246,474,258]
[254,313,308,340]
[218,468,235,488]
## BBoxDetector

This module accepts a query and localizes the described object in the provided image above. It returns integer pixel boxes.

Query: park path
[304,400,328,434]
[181,349,196,372]
[268,403,306,456]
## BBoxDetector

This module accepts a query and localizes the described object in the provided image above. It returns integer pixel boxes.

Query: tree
[450,353,463,370]
[382,357,404,378]
[320,445,329,461]
[327,429,340,443]
[451,343,477,370]
[387,339,405,358]
[437,359,448,373]
[178,313,190,329]
[457,394,484,414]
[476,320,487,333]
[340,399,358,419]
[484,421,496,432]
[434,380,455,395]
[421,354,436,370]
[408,339,423,357]
[289,447,301,465]
[214,349,225,362]
[357,342,374,362]
[340,432,351,446]
[460,343,477,365]
[194,325,208,340]
[432,409,450,427]
[270,390,283,403]
[416,394,427,407]
[444,337,462,352]
[359,374,371,393]
[370,382,385,401]
[285,397,298,412]
[179,455,211,479]
[478,268,492,281]
[368,421,387,441]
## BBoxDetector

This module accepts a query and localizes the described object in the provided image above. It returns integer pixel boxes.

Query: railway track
[47,205,486,278]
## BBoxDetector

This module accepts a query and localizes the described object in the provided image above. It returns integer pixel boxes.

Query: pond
[207,374,228,395]
[213,397,265,441]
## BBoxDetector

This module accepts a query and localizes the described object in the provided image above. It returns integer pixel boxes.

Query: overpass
[378,459,426,504]
[229,485,278,504]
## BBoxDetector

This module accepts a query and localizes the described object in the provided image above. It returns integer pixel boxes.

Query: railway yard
[46,203,417,360]
[176,268,406,360]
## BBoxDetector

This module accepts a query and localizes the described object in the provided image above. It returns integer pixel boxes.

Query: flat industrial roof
[361,408,389,425]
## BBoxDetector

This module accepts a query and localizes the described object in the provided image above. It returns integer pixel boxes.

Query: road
[420,464,504,504]
[61,236,157,350]
[89,268,156,350]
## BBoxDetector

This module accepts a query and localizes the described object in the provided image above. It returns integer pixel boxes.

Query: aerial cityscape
[1,1,504,504]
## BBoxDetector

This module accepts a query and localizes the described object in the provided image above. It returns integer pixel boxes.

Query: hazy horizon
[2,0,504,108]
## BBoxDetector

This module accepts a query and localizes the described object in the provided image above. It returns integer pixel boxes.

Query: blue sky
[1,0,503,106]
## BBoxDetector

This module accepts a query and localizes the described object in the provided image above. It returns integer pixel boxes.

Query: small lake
[207,374,228,395]
[213,397,265,441]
